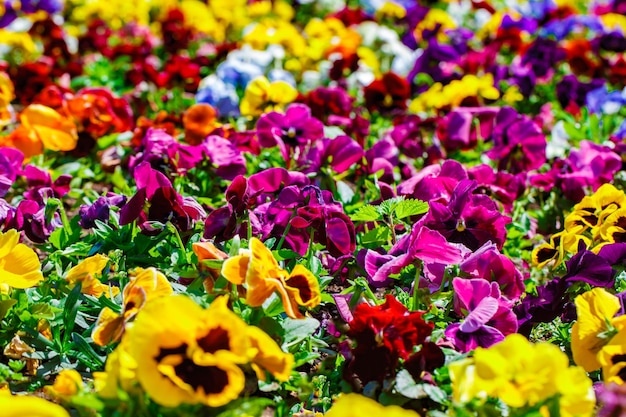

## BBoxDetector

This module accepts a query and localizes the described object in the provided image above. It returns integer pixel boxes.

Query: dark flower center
[287,274,313,303]
[155,343,188,362]
[173,357,230,394]
[197,327,231,353]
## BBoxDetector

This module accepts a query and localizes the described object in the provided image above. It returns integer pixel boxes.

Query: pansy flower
[123,295,293,407]
[0,229,44,289]
[345,294,441,384]
[240,76,298,117]
[572,288,626,372]
[221,237,321,319]
[182,103,221,145]
[65,254,119,298]
[445,278,518,353]
[92,268,173,346]
[363,72,410,114]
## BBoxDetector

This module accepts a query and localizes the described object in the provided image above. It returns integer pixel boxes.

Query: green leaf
[350,205,382,222]
[282,317,320,348]
[71,333,105,368]
[30,303,56,320]
[361,225,390,245]
[216,397,274,417]
[394,199,429,219]
[0,299,17,320]
[423,384,448,404]
[379,196,405,216]
[62,285,83,348]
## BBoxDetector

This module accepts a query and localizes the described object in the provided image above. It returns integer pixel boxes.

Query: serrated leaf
[361,226,390,245]
[350,205,382,222]
[379,196,405,216]
[394,199,429,219]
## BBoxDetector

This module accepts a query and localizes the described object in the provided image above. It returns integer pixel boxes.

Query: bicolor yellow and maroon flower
[221,237,321,319]
[0,229,44,289]
[118,295,292,407]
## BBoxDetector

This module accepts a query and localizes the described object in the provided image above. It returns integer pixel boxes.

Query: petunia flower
[92,267,173,346]
[221,237,321,319]
[240,76,298,117]
[0,229,44,289]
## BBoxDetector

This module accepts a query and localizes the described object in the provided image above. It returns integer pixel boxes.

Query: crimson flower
[364,72,410,114]
[345,295,442,384]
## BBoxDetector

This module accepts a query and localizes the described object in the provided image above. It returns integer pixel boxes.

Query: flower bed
[1,0,626,415]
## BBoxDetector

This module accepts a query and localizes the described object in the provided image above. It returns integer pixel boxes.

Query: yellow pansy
[326,393,420,417]
[572,288,626,372]
[451,334,594,416]
[123,295,293,407]
[221,237,321,319]
[0,229,44,289]
[65,254,120,298]
[598,326,626,385]
[531,230,590,269]
[601,13,626,33]
[0,393,70,417]
[375,2,407,19]
[45,369,83,398]
[240,76,298,117]
[93,336,138,400]
[410,74,499,113]
[92,267,173,346]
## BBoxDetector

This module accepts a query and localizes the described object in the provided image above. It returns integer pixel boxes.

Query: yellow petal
[0,394,70,417]
[66,254,109,284]
[221,253,250,285]
[1,243,43,288]
[284,264,321,308]
[92,307,125,347]
[0,229,19,259]
[247,326,293,381]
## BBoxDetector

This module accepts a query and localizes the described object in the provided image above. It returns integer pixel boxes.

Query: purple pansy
[445,278,518,353]
[256,104,324,163]
[120,162,205,232]
[22,165,71,204]
[79,193,128,229]
[422,179,509,251]
[459,242,525,301]
[485,107,547,174]
[0,148,24,197]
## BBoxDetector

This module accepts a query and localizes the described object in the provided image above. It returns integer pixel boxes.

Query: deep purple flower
[423,179,509,251]
[445,278,518,353]
[120,162,205,232]
[22,165,71,204]
[6,200,61,243]
[258,185,356,257]
[514,277,568,336]
[256,104,324,162]
[556,75,605,110]
[0,0,63,27]
[562,242,616,287]
[520,37,565,79]
[485,107,546,174]
[79,193,127,229]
